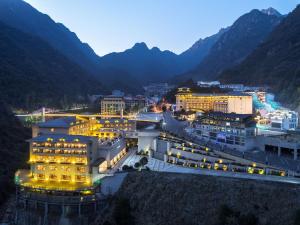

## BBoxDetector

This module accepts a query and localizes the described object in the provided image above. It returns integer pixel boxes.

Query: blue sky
[24,0,299,56]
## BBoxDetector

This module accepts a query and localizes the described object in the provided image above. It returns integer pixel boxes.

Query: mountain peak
[261,7,282,17]
[132,42,149,50]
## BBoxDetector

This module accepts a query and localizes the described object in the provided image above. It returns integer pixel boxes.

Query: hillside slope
[94,172,300,225]
[0,0,100,74]
[0,21,104,109]
[219,5,300,108]
[178,28,228,75]
[175,9,282,83]
[0,103,30,206]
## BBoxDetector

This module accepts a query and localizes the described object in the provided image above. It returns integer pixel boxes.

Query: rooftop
[38,117,77,128]
[29,134,95,143]
[192,92,251,97]
[203,112,254,119]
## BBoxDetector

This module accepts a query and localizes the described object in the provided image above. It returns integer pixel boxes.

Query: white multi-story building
[267,110,298,131]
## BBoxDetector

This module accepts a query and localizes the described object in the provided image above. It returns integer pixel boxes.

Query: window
[76,175,86,182]
[36,165,45,171]
[49,174,57,180]
[61,175,71,181]
[61,166,71,172]
[77,166,86,173]
[37,174,45,180]
[49,166,57,171]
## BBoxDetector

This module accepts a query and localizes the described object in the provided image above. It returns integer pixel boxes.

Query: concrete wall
[137,131,160,152]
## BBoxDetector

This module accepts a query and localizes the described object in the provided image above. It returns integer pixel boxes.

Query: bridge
[16,108,163,123]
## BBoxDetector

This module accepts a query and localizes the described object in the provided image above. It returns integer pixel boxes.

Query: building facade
[101,96,125,115]
[194,112,257,151]
[176,88,253,114]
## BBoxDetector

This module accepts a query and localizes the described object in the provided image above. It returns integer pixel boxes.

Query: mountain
[0,0,100,75]
[219,5,300,108]
[0,21,105,109]
[99,42,185,84]
[0,102,30,206]
[174,8,282,83]
[178,28,228,72]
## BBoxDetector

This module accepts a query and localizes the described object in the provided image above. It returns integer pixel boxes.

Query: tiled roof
[38,117,77,128]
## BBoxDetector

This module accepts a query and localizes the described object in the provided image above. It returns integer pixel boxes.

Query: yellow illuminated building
[29,135,96,185]
[16,116,130,192]
[176,88,253,114]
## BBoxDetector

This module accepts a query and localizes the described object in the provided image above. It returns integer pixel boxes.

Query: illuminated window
[49,166,57,171]
[36,165,45,171]
[49,174,57,180]
[75,157,86,164]
[61,175,71,181]
[77,166,86,173]
[76,175,86,182]
[37,174,45,180]
[61,166,71,172]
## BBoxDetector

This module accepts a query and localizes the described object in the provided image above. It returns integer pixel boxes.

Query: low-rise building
[266,110,298,131]
[194,112,257,151]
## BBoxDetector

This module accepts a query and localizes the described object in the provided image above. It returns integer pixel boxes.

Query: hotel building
[32,116,90,137]
[176,88,253,114]
[16,116,129,194]
[101,96,125,115]
[194,112,257,150]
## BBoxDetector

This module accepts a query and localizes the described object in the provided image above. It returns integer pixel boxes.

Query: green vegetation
[112,197,135,225]
[219,6,300,108]
[96,172,300,225]
[0,103,30,206]
[0,21,106,110]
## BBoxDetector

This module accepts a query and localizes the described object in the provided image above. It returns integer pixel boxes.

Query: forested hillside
[219,5,300,108]
[94,172,300,225]
[0,103,30,206]
[0,21,105,110]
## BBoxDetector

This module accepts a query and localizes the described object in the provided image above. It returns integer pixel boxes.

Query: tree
[113,197,135,225]
[294,209,300,225]
[140,157,148,166]
[134,162,141,169]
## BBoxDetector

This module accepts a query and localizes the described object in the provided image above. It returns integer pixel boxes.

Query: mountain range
[0,0,299,108]
[219,5,300,108]
[174,8,283,83]
[0,20,105,109]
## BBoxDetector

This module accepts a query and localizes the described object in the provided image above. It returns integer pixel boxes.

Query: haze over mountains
[0,0,299,108]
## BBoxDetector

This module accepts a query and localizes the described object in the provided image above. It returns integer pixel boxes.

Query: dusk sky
[24,0,299,56]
